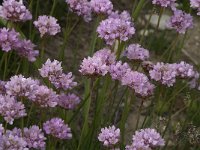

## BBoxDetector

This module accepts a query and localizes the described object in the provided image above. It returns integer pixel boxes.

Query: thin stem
[135,100,144,130]
[140,9,154,44]
[120,91,131,149]
[161,34,179,60]
[77,79,94,150]
[116,41,124,59]
[3,53,8,80]
[26,103,34,126]
[89,16,101,55]
[155,7,164,32]
[40,38,46,61]
[50,0,57,16]
[132,0,146,21]
[58,18,79,61]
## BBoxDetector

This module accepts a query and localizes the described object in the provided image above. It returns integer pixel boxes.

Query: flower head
[122,71,155,97]
[109,61,131,80]
[15,39,39,62]
[127,128,165,150]
[90,0,113,15]
[98,125,120,147]
[43,118,72,139]
[0,28,20,52]
[0,94,26,124]
[93,48,116,65]
[50,73,77,90]
[23,125,46,149]
[66,0,92,22]
[97,11,135,45]
[39,59,77,90]
[34,15,61,37]
[152,0,176,8]
[5,75,40,98]
[149,62,177,87]
[39,59,63,78]
[176,61,197,79]
[29,85,58,108]
[1,128,28,150]
[124,44,149,61]
[167,9,193,34]
[0,0,32,22]
[58,93,80,109]
[79,48,115,76]
[190,0,200,15]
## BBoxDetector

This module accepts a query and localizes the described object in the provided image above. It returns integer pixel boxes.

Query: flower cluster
[39,59,77,90]
[98,126,120,147]
[126,128,165,150]
[97,11,135,45]
[1,128,27,150]
[0,28,39,61]
[190,0,200,15]
[79,48,115,76]
[90,0,113,15]
[124,44,150,61]
[122,70,155,97]
[149,62,177,87]
[152,0,176,8]
[5,75,40,98]
[0,94,26,124]
[58,93,80,109]
[15,39,39,62]
[0,0,32,22]
[149,61,199,87]
[109,61,131,80]
[23,125,46,149]
[34,15,61,37]
[29,85,58,108]
[66,0,92,22]
[43,118,72,139]
[167,9,193,34]
[0,28,19,52]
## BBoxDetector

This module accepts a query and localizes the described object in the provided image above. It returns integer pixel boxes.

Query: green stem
[50,0,57,16]
[26,103,34,126]
[161,34,179,60]
[140,9,154,44]
[158,84,187,114]
[40,38,46,61]
[59,18,79,61]
[77,79,94,150]
[88,77,111,149]
[132,0,146,21]
[135,100,144,130]
[120,91,131,149]
[116,42,125,59]
[155,7,164,32]
[3,53,8,80]
[89,16,101,55]
[111,88,128,123]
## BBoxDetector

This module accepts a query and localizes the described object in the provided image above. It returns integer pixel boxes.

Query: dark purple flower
[167,9,193,34]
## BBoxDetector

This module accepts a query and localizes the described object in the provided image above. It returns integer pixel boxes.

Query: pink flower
[0,0,32,22]
[34,15,61,37]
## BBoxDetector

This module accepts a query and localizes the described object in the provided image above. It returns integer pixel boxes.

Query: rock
[182,17,200,65]
[145,14,170,30]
